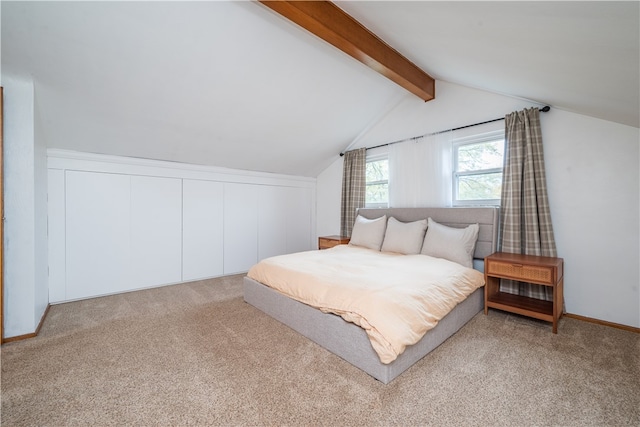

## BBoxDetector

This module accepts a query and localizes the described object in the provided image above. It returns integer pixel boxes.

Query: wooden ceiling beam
[259,1,435,102]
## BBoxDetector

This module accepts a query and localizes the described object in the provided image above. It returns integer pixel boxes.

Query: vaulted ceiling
[2,1,638,177]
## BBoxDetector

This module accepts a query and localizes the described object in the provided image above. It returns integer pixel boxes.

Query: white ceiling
[2,1,638,177]
[337,1,640,128]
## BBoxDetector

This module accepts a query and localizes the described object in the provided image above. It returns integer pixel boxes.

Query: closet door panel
[130,176,182,289]
[47,169,66,303]
[183,179,224,281]
[258,185,288,261]
[224,182,258,274]
[65,171,131,300]
[286,187,313,254]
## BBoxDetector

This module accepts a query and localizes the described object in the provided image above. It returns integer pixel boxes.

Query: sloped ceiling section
[336,1,639,129]
[1,1,404,177]
[2,1,639,178]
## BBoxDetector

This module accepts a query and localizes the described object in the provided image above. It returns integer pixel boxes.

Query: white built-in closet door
[65,171,132,300]
[66,172,182,300]
[130,176,182,289]
[285,186,313,254]
[182,179,224,281]
[48,169,66,303]
[224,182,258,274]
[257,186,313,260]
[258,185,288,261]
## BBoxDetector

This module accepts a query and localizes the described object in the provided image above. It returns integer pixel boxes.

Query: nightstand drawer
[319,238,341,249]
[318,235,350,250]
[486,261,554,285]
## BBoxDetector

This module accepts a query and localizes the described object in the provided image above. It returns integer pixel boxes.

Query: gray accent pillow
[421,217,479,268]
[381,217,428,254]
[348,215,387,251]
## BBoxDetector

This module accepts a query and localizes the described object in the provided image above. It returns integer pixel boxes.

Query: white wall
[316,80,640,328]
[33,89,49,331]
[2,74,49,337]
[542,110,639,327]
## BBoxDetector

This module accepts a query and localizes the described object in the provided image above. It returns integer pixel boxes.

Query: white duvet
[247,245,484,364]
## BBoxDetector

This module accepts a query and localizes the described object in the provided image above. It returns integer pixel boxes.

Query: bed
[243,207,499,383]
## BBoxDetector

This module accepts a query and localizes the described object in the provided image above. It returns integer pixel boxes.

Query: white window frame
[452,130,504,206]
[365,153,389,209]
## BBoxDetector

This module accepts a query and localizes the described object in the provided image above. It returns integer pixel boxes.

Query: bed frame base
[244,276,483,384]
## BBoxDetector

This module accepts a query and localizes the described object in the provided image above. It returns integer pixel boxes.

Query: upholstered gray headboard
[356,207,499,267]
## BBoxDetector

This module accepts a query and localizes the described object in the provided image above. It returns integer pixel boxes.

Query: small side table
[484,252,564,333]
[318,235,350,250]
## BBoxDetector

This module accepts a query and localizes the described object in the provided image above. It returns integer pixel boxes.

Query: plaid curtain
[499,107,557,300]
[340,148,366,237]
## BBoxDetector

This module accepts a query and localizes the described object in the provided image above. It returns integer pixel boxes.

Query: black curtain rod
[339,106,551,156]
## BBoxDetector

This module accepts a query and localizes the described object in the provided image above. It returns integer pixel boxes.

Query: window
[453,131,504,206]
[365,155,389,208]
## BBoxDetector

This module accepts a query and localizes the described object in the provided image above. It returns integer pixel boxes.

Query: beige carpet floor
[1,274,638,426]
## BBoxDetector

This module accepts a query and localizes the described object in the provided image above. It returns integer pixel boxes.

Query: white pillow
[421,218,479,268]
[381,217,428,254]
[348,215,387,251]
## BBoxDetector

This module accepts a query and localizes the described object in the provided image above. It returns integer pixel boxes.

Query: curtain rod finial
[540,106,551,112]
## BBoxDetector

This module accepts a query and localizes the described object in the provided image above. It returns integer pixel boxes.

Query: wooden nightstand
[318,235,350,250]
[484,252,564,333]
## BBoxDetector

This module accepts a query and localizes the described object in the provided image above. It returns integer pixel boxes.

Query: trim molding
[2,304,51,344]
[565,313,639,334]
[47,149,316,187]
